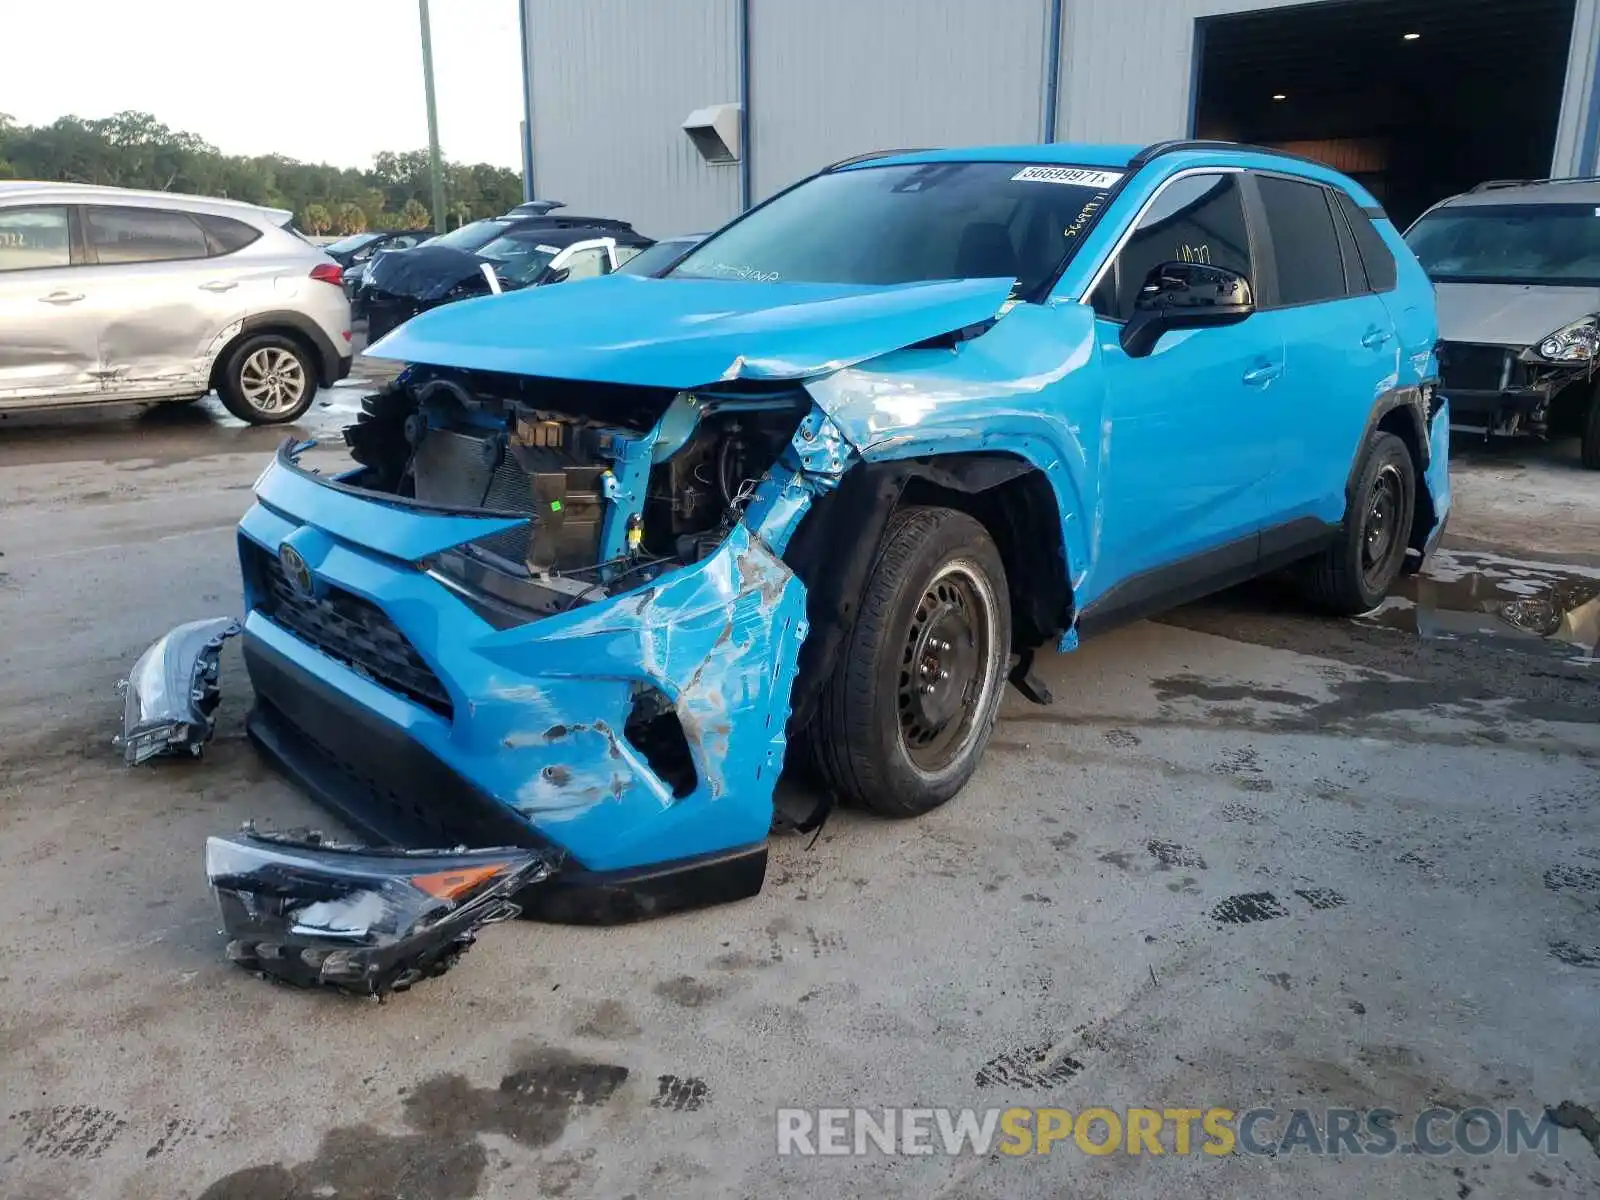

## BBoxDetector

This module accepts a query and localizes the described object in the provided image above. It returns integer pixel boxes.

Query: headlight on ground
[1527,315,1599,364]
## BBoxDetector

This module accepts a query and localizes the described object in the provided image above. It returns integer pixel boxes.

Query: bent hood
[364,273,1017,388]
[1434,281,1600,347]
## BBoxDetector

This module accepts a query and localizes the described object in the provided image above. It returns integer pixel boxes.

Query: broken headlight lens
[1528,315,1599,364]
[206,832,552,995]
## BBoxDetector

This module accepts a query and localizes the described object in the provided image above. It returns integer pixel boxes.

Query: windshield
[668,161,1125,293]
[617,238,697,277]
[1406,203,1600,286]
[431,218,509,252]
[476,231,559,285]
[325,232,382,256]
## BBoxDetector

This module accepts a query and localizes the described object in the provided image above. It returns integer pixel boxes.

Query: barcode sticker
[1011,166,1125,188]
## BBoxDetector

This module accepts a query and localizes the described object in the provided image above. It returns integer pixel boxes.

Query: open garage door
[1194,0,1579,226]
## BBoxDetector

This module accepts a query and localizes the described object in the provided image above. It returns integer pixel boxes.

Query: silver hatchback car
[0,182,352,424]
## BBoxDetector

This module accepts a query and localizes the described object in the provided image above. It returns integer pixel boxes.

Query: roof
[847,143,1144,171]
[1435,178,1600,208]
[0,180,293,225]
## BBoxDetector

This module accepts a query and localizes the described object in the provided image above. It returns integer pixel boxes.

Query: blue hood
[364,274,1017,388]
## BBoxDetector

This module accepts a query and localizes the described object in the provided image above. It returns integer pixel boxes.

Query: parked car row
[2,170,1594,466]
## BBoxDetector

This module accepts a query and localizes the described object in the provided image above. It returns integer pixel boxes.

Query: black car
[360,218,653,342]
[326,231,435,307]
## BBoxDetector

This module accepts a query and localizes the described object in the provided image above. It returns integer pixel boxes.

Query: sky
[1,0,526,170]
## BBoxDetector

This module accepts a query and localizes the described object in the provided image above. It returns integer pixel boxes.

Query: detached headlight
[1527,315,1599,364]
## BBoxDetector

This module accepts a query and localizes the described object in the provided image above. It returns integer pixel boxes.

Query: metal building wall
[747,0,1053,199]
[1055,0,1600,177]
[525,0,741,237]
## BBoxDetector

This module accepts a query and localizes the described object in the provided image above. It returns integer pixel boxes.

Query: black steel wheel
[1303,430,1417,615]
[808,506,1011,818]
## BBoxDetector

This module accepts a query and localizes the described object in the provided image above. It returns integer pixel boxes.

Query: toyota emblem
[279,543,313,595]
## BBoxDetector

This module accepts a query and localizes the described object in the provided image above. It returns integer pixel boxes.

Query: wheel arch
[780,451,1074,736]
[207,311,341,392]
[1346,386,1435,559]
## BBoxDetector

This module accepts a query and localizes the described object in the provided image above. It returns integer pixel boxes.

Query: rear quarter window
[1334,190,1397,292]
[194,213,263,255]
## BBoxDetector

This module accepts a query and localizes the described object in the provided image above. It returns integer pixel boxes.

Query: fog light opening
[624,687,697,799]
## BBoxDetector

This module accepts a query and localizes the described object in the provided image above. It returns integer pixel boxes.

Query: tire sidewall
[864,514,1011,808]
[1346,432,1416,609]
[221,335,317,424]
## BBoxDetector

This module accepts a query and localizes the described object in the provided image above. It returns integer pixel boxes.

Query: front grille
[1439,343,1518,392]
[245,541,454,718]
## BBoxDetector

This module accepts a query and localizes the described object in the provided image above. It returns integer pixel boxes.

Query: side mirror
[1120,261,1255,358]
[540,266,571,286]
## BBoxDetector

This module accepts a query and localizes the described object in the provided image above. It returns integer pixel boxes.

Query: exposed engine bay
[340,367,809,621]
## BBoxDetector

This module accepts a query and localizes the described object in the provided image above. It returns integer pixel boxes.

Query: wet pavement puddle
[1358,549,1600,665]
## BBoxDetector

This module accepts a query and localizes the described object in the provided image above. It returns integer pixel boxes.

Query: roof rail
[1469,175,1600,192]
[1128,138,1334,171]
[823,147,932,171]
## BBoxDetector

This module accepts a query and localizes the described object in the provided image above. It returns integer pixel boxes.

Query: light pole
[418,0,447,234]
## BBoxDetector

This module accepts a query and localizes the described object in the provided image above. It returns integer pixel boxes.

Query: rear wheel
[1303,430,1416,615]
[218,334,318,425]
[807,506,1011,818]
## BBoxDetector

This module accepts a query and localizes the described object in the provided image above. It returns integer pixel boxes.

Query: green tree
[399,198,431,230]
[300,203,332,235]
[333,202,367,235]
[0,111,524,233]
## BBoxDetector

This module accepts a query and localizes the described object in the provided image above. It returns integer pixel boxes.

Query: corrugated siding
[747,0,1052,199]
[527,0,739,237]
[1552,0,1600,174]
[1056,0,1313,145]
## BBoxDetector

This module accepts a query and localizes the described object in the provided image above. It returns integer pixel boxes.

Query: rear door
[77,203,263,398]
[1249,173,1400,538]
[0,203,103,406]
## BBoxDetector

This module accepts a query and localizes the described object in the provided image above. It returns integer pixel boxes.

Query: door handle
[39,291,84,305]
[1242,361,1283,386]
[1361,327,1392,349]
[199,280,238,293]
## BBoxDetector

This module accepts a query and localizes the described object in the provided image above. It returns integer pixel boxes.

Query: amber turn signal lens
[410,862,513,901]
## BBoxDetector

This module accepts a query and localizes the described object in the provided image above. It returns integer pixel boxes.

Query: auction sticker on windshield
[1012,166,1125,188]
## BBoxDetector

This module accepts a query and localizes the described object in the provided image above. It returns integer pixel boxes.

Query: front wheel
[218,335,318,425]
[807,506,1011,818]
[1303,430,1417,615]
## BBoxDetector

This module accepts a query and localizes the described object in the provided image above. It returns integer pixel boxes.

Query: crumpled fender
[806,300,1103,600]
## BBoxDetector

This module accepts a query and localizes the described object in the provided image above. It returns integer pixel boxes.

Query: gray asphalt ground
[1,373,1597,1199]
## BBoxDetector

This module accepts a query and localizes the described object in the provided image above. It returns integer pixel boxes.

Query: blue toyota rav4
[138,140,1450,992]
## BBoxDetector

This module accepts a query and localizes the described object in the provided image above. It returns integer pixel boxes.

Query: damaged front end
[206,828,549,996]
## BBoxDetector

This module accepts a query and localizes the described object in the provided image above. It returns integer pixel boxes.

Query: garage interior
[1193,0,1580,227]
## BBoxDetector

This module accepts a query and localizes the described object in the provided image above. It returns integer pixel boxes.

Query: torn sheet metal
[116,617,241,765]
[206,828,549,997]
[363,273,1017,388]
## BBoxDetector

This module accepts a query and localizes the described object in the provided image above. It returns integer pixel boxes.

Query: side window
[560,246,610,281]
[1090,173,1252,322]
[1330,191,1370,294]
[613,244,645,269]
[1333,190,1398,292]
[0,206,71,271]
[1255,176,1347,306]
[85,206,210,265]
[193,213,262,256]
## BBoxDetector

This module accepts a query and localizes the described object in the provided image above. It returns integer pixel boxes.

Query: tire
[217,334,318,425]
[1581,385,1600,471]
[807,506,1011,818]
[1303,430,1417,615]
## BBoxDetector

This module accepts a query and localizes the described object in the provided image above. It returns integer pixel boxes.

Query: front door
[1085,170,1282,603]
[0,204,103,406]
